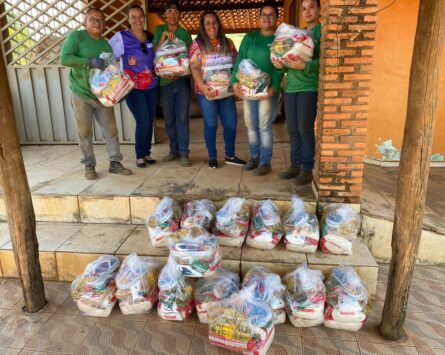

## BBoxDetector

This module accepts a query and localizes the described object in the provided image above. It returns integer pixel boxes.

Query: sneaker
[180,155,191,167]
[294,170,313,186]
[85,165,97,180]
[279,166,300,180]
[225,156,246,166]
[162,152,179,162]
[244,157,260,171]
[109,161,132,175]
[209,159,218,169]
[253,164,271,176]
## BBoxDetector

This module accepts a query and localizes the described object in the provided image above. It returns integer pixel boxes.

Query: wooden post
[0,52,46,312]
[380,0,445,341]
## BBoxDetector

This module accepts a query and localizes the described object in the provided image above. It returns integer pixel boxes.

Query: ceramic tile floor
[0,264,444,355]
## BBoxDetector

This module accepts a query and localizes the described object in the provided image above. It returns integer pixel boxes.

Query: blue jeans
[284,91,318,171]
[242,94,279,166]
[160,78,191,156]
[125,87,158,159]
[196,94,237,160]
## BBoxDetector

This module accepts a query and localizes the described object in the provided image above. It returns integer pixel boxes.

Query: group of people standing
[60,0,320,186]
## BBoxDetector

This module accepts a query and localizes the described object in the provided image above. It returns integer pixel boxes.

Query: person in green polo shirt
[153,0,193,167]
[60,7,131,180]
[231,4,283,176]
[273,0,321,185]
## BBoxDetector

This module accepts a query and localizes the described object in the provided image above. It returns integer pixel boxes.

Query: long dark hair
[196,11,230,54]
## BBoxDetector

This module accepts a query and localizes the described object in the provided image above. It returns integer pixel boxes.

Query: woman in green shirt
[273,0,321,185]
[231,4,283,176]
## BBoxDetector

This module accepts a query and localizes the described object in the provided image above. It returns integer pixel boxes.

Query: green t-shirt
[231,30,283,93]
[283,23,321,93]
[153,24,193,87]
[60,30,112,100]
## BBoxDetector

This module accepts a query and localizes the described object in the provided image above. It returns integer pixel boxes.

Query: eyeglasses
[140,42,148,54]
[87,17,105,24]
[259,13,276,19]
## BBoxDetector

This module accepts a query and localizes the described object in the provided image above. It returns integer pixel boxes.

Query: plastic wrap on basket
[203,63,234,100]
[320,205,361,255]
[154,38,190,77]
[89,53,135,107]
[235,59,270,100]
[157,258,195,321]
[181,199,216,231]
[284,196,319,253]
[167,226,222,278]
[270,23,314,63]
[283,263,326,327]
[246,200,283,250]
[324,266,368,331]
[146,196,182,247]
[194,268,240,323]
[212,197,250,247]
[242,266,286,325]
[207,285,275,355]
[71,255,120,317]
[115,254,161,315]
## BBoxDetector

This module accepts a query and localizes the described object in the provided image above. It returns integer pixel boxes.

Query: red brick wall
[314,0,378,203]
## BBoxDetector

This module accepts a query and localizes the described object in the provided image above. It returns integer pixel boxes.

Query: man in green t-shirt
[153,1,193,167]
[60,7,131,180]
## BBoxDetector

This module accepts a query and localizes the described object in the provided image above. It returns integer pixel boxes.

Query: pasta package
[207,286,275,355]
[115,254,161,315]
[181,199,216,231]
[320,205,361,255]
[168,226,222,278]
[283,264,326,327]
[235,59,270,100]
[284,196,319,253]
[157,258,195,321]
[71,255,120,317]
[212,197,250,247]
[146,196,182,247]
[194,269,240,323]
[324,266,368,331]
[270,23,314,64]
[154,38,190,77]
[90,53,135,107]
[246,200,283,250]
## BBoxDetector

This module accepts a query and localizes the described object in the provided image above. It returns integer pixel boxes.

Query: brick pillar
[313,0,378,204]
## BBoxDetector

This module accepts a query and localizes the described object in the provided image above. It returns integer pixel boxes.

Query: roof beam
[148,1,284,13]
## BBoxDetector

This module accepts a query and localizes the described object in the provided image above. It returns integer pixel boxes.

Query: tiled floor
[0,264,444,354]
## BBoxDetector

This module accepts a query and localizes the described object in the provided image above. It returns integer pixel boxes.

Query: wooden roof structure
[147,0,285,33]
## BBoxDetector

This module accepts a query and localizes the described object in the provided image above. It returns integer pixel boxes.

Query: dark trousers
[125,87,158,159]
[284,91,318,171]
[160,78,191,156]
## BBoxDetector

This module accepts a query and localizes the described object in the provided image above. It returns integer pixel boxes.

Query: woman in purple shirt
[110,5,159,168]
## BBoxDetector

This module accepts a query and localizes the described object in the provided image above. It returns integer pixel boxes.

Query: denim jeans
[70,93,123,166]
[195,94,237,160]
[242,94,279,166]
[284,91,318,171]
[125,87,158,159]
[160,78,191,156]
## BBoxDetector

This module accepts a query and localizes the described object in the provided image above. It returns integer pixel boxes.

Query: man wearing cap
[61,7,132,180]
[153,0,193,167]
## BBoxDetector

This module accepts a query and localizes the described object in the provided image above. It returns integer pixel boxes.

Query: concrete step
[0,221,378,301]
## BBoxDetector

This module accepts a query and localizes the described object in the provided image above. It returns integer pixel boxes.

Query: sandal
[144,157,157,165]
[137,159,147,168]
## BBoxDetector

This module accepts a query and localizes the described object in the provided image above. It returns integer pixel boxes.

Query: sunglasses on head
[140,42,148,54]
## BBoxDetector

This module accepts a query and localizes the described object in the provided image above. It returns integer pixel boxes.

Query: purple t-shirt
[109,29,158,90]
